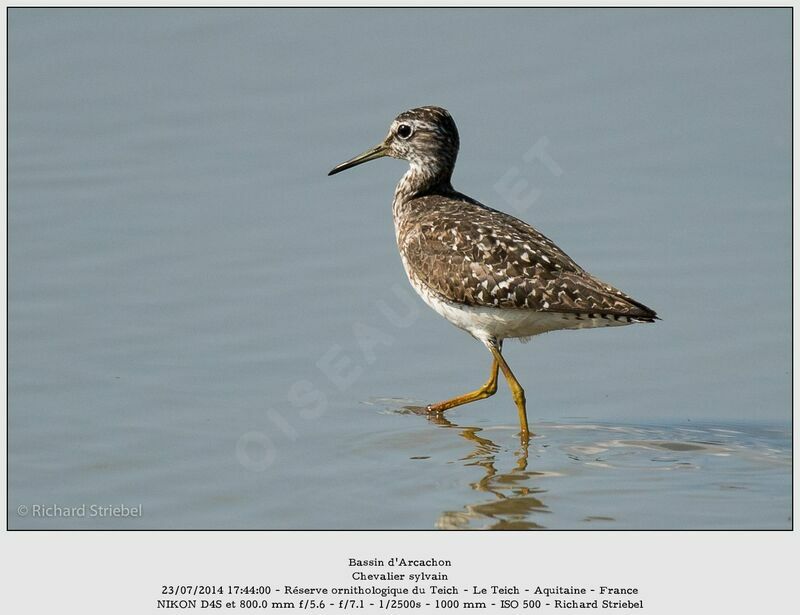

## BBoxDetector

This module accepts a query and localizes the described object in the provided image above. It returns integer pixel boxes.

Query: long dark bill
[328,143,389,176]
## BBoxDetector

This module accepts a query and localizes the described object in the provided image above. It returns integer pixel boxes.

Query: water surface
[8,9,791,529]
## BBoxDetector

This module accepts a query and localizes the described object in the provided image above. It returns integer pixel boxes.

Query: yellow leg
[427,359,499,412]
[488,344,530,438]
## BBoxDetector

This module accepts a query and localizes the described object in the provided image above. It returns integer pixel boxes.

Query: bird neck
[392,162,454,215]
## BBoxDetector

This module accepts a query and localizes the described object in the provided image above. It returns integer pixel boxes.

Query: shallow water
[8,9,791,529]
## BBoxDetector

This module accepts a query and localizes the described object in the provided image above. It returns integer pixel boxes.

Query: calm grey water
[9,9,791,529]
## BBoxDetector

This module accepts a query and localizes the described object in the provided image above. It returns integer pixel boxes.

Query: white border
[1,3,795,613]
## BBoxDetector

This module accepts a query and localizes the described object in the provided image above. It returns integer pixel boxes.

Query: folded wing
[398,194,657,321]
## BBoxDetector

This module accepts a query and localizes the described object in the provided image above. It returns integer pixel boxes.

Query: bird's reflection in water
[426,413,550,530]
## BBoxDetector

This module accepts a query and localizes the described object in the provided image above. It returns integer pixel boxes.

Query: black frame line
[4,4,794,532]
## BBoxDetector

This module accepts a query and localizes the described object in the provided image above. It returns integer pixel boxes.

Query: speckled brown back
[396,192,656,320]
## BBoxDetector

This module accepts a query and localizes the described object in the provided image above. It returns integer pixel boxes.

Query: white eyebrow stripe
[413,121,438,131]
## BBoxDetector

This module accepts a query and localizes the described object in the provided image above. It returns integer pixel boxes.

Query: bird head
[328,106,459,179]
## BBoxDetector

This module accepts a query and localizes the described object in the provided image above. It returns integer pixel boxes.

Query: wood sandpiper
[329,106,657,438]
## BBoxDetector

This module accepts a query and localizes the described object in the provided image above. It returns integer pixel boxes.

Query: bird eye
[396,123,413,139]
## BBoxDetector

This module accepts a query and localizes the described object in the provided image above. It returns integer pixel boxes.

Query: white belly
[396,247,634,343]
[408,272,633,343]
